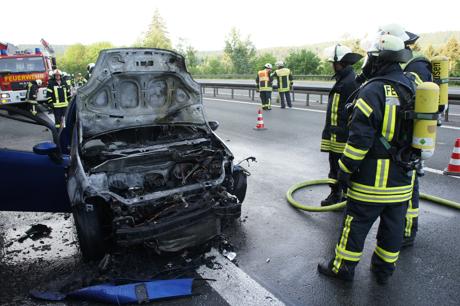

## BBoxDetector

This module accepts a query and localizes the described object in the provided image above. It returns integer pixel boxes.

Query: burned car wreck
[67,49,248,260]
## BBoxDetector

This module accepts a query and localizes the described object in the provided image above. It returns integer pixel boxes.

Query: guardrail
[199,81,460,122]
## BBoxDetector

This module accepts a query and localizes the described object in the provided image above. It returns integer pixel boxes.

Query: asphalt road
[0,96,460,305]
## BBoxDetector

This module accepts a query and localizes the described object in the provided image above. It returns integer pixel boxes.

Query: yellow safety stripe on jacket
[374,246,399,263]
[275,68,291,91]
[258,70,272,91]
[350,181,413,195]
[338,159,352,173]
[333,215,354,273]
[409,72,423,86]
[343,143,368,161]
[53,86,69,108]
[374,159,390,188]
[355,98,373,117]
[321,139,331,151]
[331,93,340,126]
[382,85,399,142]
[347,188,412,203]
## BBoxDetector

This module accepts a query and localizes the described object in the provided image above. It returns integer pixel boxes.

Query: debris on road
[17,224,52,243]
[222,249,237,261]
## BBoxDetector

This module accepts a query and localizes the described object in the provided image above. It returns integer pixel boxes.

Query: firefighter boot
[321,184,342,206]
[317,260,354,282]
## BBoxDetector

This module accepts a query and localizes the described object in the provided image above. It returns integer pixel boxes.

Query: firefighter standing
[320,45,363,206]
[318,34,417,284]
[256,63,273,110]
[75,73,87,88]
[26,79,42,115]
[47,69,70,128]
[272,61,293,108]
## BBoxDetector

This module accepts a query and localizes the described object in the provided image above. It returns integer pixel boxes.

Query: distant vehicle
[0,41,55,105]
[0,48,249,261]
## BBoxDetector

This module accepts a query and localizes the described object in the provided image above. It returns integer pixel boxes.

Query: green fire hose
[286,178,460,212]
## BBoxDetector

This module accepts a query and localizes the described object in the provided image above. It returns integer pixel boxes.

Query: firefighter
[47,69,70,128]
[320,45,362,206]
[26,79,42,115]
[272,61,293,108]
[256,63,273,110]
[75,72,87,88]
[317,33,416,284]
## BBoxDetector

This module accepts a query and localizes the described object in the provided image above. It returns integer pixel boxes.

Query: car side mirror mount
[208,121,219,131]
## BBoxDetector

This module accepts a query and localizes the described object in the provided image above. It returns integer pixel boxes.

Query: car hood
[76,48,205,138]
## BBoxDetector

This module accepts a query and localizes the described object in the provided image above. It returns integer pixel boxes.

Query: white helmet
[87,63,95,72]
[275,61,284,68]
[325,44,363,64]
[36,79,42,86]
[53,69,62,75]
[365,34,412,63]
[48,70,54,77]
[264,63,272,69]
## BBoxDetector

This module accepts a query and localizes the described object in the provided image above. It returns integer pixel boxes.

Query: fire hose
[286,178,460,212]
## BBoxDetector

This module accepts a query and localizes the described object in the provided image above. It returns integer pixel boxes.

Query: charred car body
[0,49,248,260]
[69,49,249,259]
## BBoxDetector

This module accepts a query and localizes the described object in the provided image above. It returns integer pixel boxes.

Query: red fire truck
[0,41,55,105]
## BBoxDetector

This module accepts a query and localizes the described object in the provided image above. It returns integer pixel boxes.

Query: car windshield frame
[0,56,46,74]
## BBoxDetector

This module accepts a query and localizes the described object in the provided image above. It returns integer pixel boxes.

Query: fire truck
[0,40,56,105]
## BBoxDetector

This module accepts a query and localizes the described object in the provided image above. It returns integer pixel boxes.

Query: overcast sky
[2,0,459,51]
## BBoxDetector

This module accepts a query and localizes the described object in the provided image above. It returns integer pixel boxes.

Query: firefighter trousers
[279,91,292,108]
[332,199,407,277]
[53,107,67,128]
[259,91,272,110]
[404,176,419,240]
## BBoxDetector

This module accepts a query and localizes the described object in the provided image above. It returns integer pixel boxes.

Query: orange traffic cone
[444,138,460,176]
[254,109,267,130]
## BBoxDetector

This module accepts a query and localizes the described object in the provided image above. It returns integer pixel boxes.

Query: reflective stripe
[347,188,412,203]
[258,70,272,91]
[339,159,352,174]
[333,215,354,273]
[404,199,419,237]
[375,159,390,188]
[335,245,362,262]
[330,142,345,154]
[409,72,423,86]
[321,139,331,151]
[46,88,53,93]
[355,98,372,117]
[331,93,340,126]
[343,143,368,161]
[374,246,399,263]
[351,181,413,195]
[52,85,69,108]
[382,104,397,141]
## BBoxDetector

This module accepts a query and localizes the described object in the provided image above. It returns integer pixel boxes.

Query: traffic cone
[253,109,267,130]
[444,138,460,176]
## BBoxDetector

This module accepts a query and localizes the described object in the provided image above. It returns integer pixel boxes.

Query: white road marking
[204,97,326,113]
[197,248,284,306]
[440,125,460,130]
[424,167,460,179]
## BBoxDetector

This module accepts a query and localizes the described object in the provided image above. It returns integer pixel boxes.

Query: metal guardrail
[199,81,460,121]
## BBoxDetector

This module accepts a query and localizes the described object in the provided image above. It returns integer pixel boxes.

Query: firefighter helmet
[366,34,412,63]
[36,79,42,86]
[325,44,363,65]
[87,63,95,72]
[264,63,272,69]
[54,69,62,75]
[275,61,284,68]
[378,24,420,46]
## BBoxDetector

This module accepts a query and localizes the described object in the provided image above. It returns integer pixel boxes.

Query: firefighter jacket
[338,64,416,204]
[272,68,293,92]
[47,79,70,108]
[404,56,432,85]
[256,69,273,91]
[26,81,39,100]
[321,66,360,154]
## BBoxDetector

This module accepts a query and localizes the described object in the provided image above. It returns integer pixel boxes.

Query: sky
[1,0,459,51]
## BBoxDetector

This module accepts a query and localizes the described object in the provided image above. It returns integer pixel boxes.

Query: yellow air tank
[431,56,449,107]
[412,82,439,160]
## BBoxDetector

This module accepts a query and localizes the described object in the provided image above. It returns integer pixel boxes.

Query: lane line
[204,97,326,113]
[424,167,460,179]
[440,125,460,130]
[197,248,285,306]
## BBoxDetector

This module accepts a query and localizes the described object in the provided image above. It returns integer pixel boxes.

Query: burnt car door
[0,105,70,212]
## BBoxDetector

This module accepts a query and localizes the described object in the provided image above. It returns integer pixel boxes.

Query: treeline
[57,10,460,77]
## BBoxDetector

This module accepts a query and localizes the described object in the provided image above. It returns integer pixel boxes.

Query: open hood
[76,48,205,138]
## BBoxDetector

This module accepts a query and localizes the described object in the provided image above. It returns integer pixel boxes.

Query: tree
[253,53,277,72]
[57,42,113,75]
[441,37,460,70]
[285,49,321,75]
[424,44,440,59]
[176,39,199,73]
[142,9,172,49]
[318,60,334,75]
[224,28,256,74]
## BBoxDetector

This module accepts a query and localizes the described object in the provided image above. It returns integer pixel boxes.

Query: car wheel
[72,204,107,261]
[232,166,248,203]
